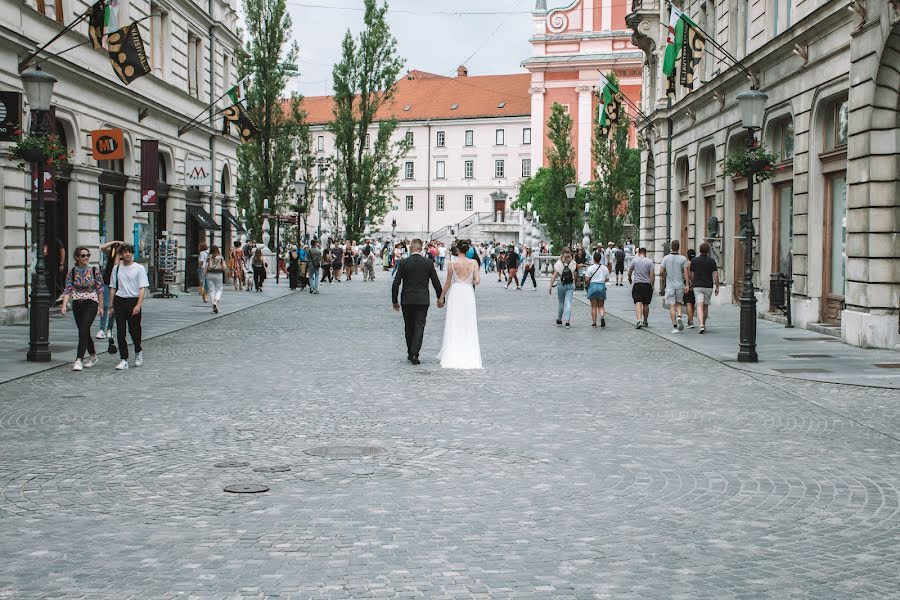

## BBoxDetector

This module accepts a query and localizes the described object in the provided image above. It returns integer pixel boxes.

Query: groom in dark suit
[392,239,443,365]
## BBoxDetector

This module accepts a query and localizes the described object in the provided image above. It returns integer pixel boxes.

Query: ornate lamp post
[21,65,57,362]
[582,201,591,250]
[564,183,577,251]
[735,88,768,363]
[261,198,273,277]
[294,177,307,245]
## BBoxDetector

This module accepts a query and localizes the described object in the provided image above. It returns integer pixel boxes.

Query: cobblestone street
[1,276,899,599]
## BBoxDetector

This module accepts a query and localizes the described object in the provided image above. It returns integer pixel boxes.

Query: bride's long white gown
[437,261,483,369]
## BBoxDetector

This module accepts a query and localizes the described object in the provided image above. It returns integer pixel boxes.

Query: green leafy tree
[589,73,640,247]
[328,0,408,241]
[235,0,308,242]
[290,119,316,242]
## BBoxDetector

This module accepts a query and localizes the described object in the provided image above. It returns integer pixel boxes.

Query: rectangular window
[465,195,473,212]
[435,161,445,179]
[495,159,505,178]
[405,131,414,146]
[405,195,414,211]
[495,129,505,145]
[405,161,414,179]
[521,158,531,178]
[317,136,324,151]
[436,131,445,147]
[363,134,370,149]
[465,130,474,146]
[187,33,202,98]
[774,120,794,161]
[436,195,445,211]
[464,160,474,179]
[825,100,849,150]
[37,0,65,23]
[523,128,532,145]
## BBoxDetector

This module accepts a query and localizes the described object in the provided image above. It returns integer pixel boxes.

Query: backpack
[560,263,574,285]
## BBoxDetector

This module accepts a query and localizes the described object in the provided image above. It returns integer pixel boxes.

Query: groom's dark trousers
[392,254,442,359]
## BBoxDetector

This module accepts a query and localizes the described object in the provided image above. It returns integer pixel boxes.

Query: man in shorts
[690,242,719,333]
[628,247,655,328]
[660,240,690,334]
[614,243,626,286]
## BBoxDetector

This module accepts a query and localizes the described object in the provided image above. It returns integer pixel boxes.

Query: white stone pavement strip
[573,283,900,389]
[1,275,899,598]
[0,282,295,384]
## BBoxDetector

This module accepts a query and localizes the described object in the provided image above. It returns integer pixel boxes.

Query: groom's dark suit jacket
[392,254,442,305]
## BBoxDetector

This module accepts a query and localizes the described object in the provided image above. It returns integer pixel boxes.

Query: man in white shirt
[109,244,149,370]
[437,244,447,271]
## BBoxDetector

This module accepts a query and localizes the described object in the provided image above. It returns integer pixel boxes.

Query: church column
[601,0,612,31]
[576,85,593,184]
[529,86,546,168]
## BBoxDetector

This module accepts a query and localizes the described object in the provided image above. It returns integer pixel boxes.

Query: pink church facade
[523,0,644,184]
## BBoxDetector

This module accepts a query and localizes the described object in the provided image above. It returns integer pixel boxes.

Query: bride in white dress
[436,241,483,369]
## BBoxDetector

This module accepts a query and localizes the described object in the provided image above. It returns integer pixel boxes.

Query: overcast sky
[284,0,535,98]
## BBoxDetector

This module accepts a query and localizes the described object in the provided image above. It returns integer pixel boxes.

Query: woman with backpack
[549,247,578,328]
[96,240,122,342]
[60,246,104,371]
[203,245,226,313]
[585,251,610,328]
[251,248,268,291]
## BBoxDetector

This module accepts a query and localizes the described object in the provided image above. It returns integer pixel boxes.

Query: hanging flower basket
[722,141,778,182]
[7,127,71,169]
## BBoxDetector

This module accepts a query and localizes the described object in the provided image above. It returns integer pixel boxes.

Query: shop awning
[187,204,221,230]
[222,209,246,233]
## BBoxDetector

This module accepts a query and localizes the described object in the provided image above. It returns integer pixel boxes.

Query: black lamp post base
[738,294,758,363]
[26,347,52,362]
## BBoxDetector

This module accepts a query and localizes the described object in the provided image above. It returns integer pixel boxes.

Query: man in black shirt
[505,245,520,290]
[689,242,719,334]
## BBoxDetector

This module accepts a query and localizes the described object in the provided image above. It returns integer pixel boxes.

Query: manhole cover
[214,461,250,468]
[252,466,291,473]
[223,484,269,494]
[304,446,385,458]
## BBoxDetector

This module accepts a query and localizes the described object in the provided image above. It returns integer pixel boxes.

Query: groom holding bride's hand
[391,239,443,365]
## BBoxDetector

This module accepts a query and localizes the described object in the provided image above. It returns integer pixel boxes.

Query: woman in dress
[584,251,610,328]
[436,240,482,370]
[229,241,245,291]
[549,247,578,328]
[288,245,300,290]
[60,246,104,371]
[203,245,226,313]
[343,241,355,281]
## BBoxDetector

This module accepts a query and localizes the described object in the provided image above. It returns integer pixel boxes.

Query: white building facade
[0,0,243,322]
[303,70,533,242]
[627,0,900,349]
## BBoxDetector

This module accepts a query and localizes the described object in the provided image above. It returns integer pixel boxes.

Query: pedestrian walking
[251,248,267,291]
[203,245,226,313]
[624,238,635,273]
[549,248,578,328]
[343,241,354,281]
[437,243,447,271]
[298,244,310,290]
[614,243,626,286]
[496,250,507,283]
[288,245,300,290]
[506,244,521,290]
[521,247,537,289]
[197,242,209,303]
[628,247,655,328]
[683,248,697,328]
[690,242,720,333]
[308,240,322,293]
[229,241,246,291]
[109,244,149,370]
[585,251,610,327]
[60,246,104,371]
[96,240,122,342]
[332,243,344,282]
[321,245,333,284]
[660,240,690,333]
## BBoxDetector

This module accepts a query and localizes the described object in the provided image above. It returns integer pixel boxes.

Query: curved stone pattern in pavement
[0,276,899,598]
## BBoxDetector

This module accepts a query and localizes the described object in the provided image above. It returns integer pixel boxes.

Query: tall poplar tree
[328,0,408,241]
[543,102,577,252]
[235,0,308,241]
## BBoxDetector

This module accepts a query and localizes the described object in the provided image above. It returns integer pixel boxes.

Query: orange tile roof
[296,70,532,125]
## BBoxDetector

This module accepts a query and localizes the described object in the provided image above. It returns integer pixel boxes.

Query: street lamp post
[21,65,57,363]
[564,183,577,251]
[294,177,307,246]
[735,88,768,363]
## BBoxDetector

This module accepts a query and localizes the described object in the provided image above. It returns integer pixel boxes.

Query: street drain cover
[214,461,250,468]
[224,484,269,494]
[788,354,834,358]
[253,466,291,473]
[304,446,385,458]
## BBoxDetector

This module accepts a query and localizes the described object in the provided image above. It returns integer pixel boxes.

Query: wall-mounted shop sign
[184,159,213,187]
[91,128,125,160]
[0,91,22,142]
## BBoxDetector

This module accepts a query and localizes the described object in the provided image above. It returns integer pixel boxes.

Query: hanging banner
[30,107,56,203]
[140,139,159,212]
[0,91,22,142]
[184,159,213,186]
[91,128,125,160]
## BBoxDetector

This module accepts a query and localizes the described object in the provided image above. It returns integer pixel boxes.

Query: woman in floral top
[60,245,104,371]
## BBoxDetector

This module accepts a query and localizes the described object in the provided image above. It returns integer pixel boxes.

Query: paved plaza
[1,275,899,599]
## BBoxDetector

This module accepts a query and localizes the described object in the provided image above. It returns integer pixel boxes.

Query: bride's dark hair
[455,240,471,255]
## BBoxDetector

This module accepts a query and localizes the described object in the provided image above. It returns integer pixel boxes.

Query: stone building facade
[0,0,242,322]
[627,0,899,349]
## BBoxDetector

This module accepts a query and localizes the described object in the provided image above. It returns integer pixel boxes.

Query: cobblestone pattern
[0,277,899,598]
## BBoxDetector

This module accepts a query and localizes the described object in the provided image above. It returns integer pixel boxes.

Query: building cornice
[308,114,532,128]
[530,30,633,42]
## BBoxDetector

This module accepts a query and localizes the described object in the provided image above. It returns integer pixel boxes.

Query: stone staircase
[432,211,524,244]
